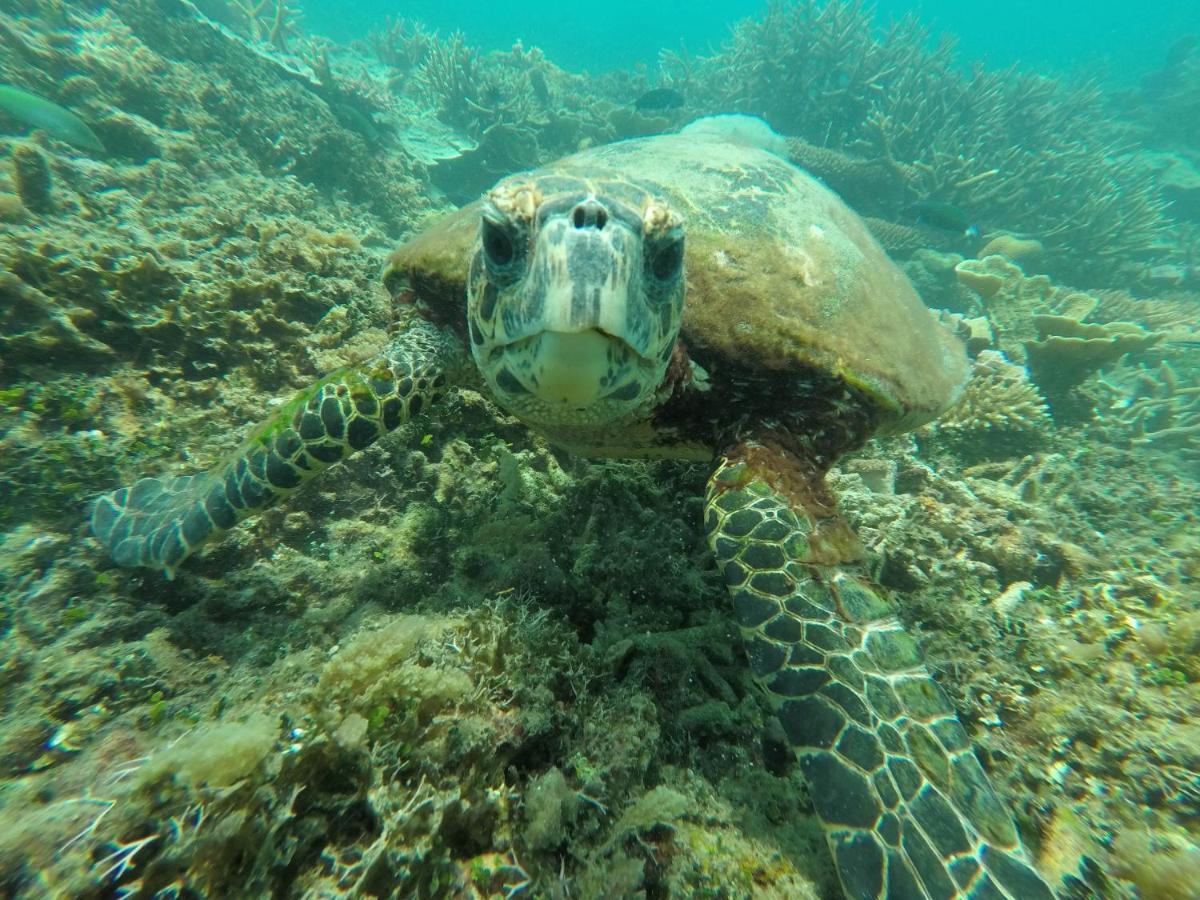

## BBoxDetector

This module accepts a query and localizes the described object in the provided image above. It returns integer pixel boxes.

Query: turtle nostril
[572,200,608,231]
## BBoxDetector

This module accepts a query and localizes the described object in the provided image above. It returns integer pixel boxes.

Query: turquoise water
[303,0,1199,79]
[1,1,1198,897]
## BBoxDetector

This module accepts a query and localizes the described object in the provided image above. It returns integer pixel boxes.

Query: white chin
[529,330,615,406]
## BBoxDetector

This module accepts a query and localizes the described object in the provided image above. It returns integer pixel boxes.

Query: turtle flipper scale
[91,319,462,578]
[705,449,1055,900]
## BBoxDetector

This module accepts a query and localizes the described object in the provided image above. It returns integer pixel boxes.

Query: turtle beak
[527,331,608,406]
[509,328,638,406]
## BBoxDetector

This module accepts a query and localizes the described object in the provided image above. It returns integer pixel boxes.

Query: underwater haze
[1,0,1198,898]
[303,0,1199,79]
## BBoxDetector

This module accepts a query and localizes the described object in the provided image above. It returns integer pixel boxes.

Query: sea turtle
[91,116,1055,899]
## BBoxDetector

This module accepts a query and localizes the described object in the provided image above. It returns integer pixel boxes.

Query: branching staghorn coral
[938,350,1051,435]
[367,16,436,73]
[689,0,1169,286]
[1100,361,1200,459]
[228,0,301,52]
[656,42,698,92]
[1091,288,1200,334]
[785,137,919,210]
[414,31,540,137]
[415,31,484,128]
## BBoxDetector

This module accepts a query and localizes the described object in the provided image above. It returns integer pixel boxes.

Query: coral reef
[358,24,615,202]
[1099,361,1200,461]
[931,350,1051,460]
[0,440,829,895]
[0,0,436,532]
[0,2,1197,898]
[951,254,1174,422]
[366,16,436,73]
[688,0,1171,286]
[1024,315,1164,401]
[978,233,1044,266]
[227,0,301,51]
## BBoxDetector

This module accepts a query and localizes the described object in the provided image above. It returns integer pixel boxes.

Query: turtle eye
[482,218,515,268]
[649,235,684,282]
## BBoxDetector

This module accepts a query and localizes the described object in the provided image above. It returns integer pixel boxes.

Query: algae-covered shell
[390,127,968,438]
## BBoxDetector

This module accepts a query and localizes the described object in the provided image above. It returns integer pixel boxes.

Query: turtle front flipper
[704,442,1055,900]
[91,319,463,578]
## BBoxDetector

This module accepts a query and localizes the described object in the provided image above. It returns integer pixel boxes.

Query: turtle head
[466,174,685,428]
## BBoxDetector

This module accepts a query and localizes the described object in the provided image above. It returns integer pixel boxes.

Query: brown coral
[1024,315,1164,398]
[938,350,1051,435]
[866,216,948,255]
[979,233,1044,264]
[955,255,1010,301]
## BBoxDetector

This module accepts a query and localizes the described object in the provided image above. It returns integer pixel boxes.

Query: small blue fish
[0,84,104,153]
